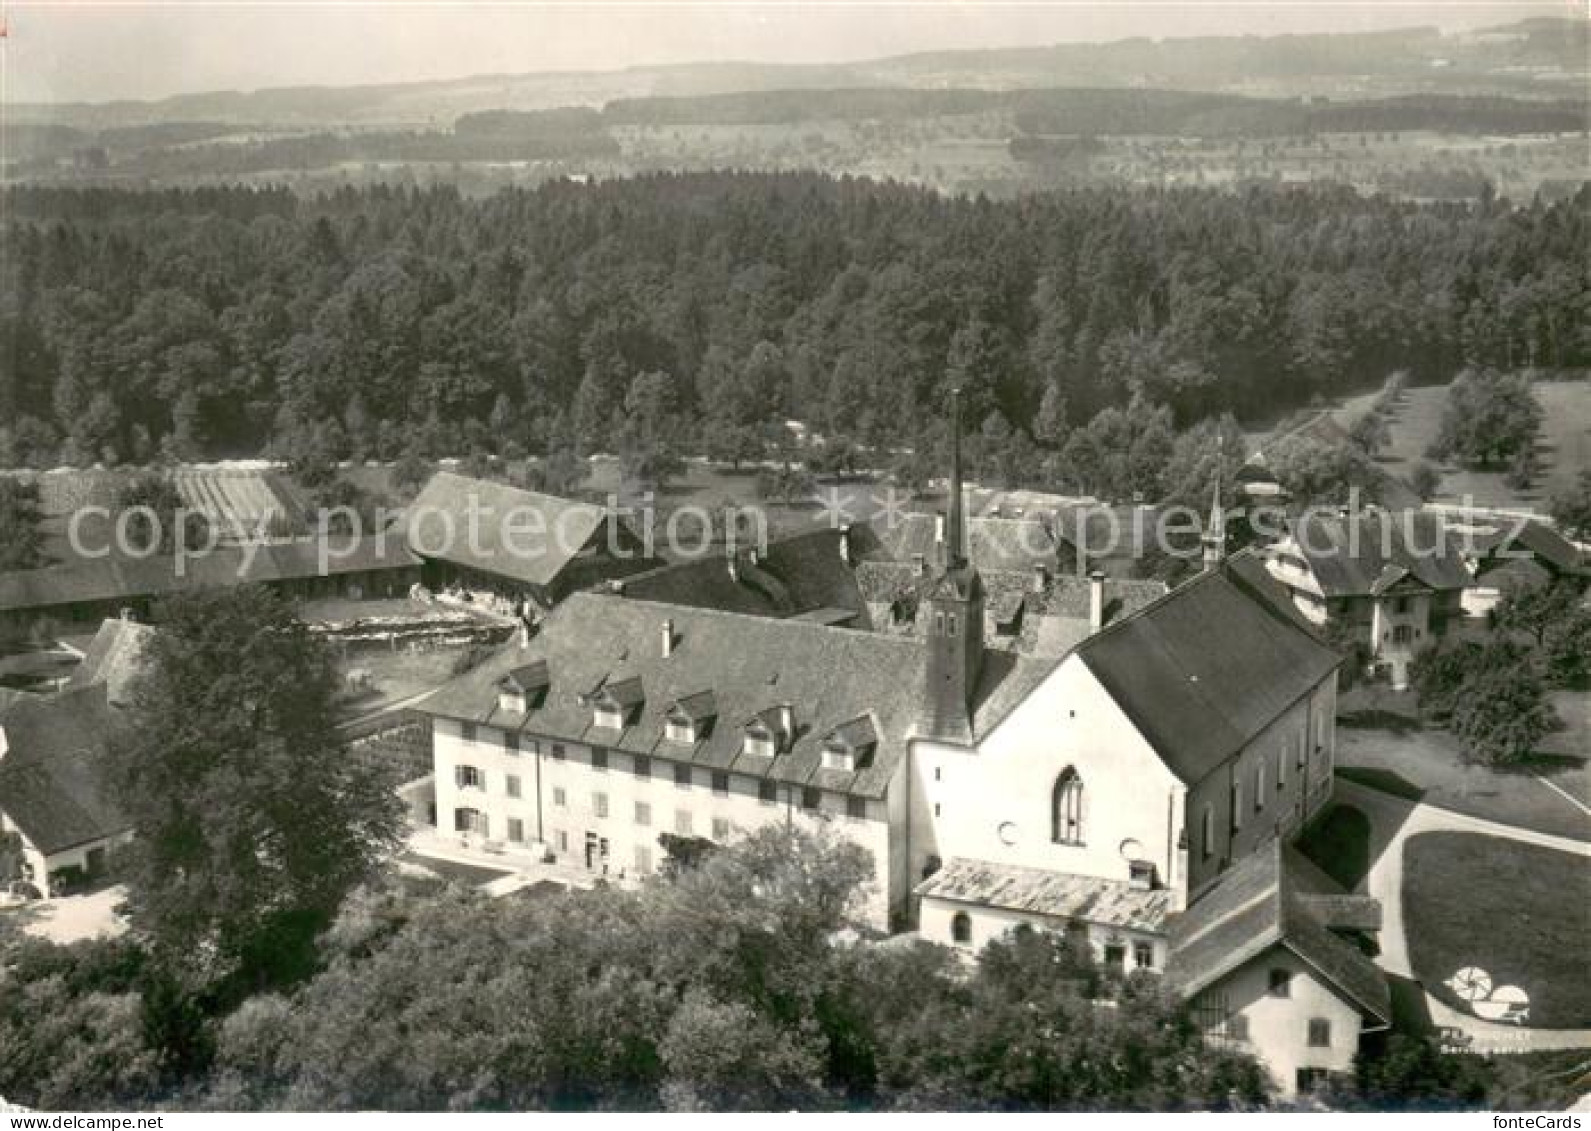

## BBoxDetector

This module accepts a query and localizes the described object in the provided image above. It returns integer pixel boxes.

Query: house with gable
[1263,511,1472,687]
[0,685,131,894]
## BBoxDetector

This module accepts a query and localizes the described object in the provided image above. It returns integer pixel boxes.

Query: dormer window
[588,675,643,732]
[743,730,776,758]
[821,715,879,772]
[664,691,717,746]
[497,661,549,714]
[743,704,795,759]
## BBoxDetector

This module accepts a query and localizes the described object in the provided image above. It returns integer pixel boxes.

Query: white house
[0,684,132,895]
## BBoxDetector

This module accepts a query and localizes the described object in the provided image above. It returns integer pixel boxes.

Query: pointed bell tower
[1203,442,1226,572]
[921,388,985,743]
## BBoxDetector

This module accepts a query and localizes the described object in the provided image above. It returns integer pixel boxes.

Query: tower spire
[947,387,966,569]
[1203,437,1226,571]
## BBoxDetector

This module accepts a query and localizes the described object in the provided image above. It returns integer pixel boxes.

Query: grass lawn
[1326,375,1591,509]
[399,853,512,888]
[335,643,477,717]
[1403,831,1591,1029]
[1337,691,1590,842]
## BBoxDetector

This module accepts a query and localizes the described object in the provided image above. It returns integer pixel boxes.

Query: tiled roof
[0,537,419,614]
[915,857,1174,934]
[418,592,1051,798]
[855,512,1072,575]
[62,618,157,706]
[0,685,129,855]
[405,471,610,588]
[1165,840,1390,1026]
[1075,566,1341,786]
[614,528,869,624]
[1468,519,1585,575]
[1281,513,1473,596]
[855,561,1164,657]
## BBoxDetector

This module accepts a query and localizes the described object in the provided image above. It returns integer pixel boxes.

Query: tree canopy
[2,177,1586,470]
[109,586,404,994]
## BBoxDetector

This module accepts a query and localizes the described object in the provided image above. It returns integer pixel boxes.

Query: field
[1336,688,1590,842]
[1325,375,1591,510]
[1403,832,1591,1029]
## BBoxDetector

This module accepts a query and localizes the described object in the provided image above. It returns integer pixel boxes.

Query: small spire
[947,387,967,570]
[1203,437,1226,571]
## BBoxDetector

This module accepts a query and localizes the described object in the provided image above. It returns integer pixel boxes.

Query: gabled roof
[1165,841,1390,1026]
[0,537,419,614]
[419,593,1050,798]
[62,618,157,706]
[500,660,550,694]
[0,685,129,855]
[1280,513,1473,597]
[613,528,868,623]
[405,471,611,588]
[1468,518,1585,575]
[855,561,1165,657]
[916,857,1174,934]
[1075,566,1341,785]
[825,713,878,753]
[667,690,718,724]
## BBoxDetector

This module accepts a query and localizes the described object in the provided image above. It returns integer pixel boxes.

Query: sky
[0,0,1576,105]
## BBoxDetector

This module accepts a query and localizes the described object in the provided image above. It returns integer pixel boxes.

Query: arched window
[951,911,972,945]
[1201,805,1215,860]
[1051,767,1084,845]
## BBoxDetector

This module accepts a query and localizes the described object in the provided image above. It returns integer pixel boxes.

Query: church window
[1051,767,1084,845]
[948,613,958,637]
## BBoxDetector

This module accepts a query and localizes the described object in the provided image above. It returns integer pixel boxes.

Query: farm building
[0,536,421,638]
[404,472,659,607]
[0,685,132,896]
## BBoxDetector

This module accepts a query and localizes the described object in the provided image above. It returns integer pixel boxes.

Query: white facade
[919,896,1169,972]
[0,808,131,897]
[911,654,1187,900]
[1192,947,1377,1098]
[431,717,898,928]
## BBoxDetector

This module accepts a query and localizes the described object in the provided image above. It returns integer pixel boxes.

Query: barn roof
[405,471,611,588]
[0,685,129,856]
[0,537,419,614]
[614,528,868,623]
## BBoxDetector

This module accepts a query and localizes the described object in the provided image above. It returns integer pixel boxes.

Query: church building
[417,390,1379,1097]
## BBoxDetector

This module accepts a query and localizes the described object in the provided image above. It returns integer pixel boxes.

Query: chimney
[777,703,795,747]
[0,724,8,763]
[934,511,946,547]
[1032,563,1048,593]
[516,620,531,650]
[1088,570,1106,633]
[661,618,674,658]
[727,548,740,584]
[838,523,852,565]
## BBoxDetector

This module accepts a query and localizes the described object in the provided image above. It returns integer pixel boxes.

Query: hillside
[5,18,1584,132]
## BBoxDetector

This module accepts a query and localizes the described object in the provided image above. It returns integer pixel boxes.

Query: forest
[0,173,1587,472]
